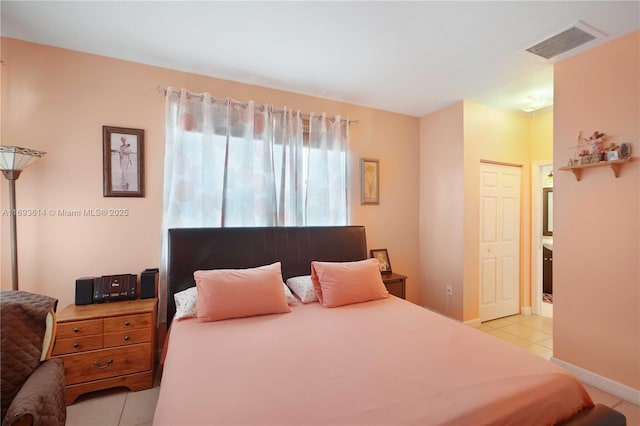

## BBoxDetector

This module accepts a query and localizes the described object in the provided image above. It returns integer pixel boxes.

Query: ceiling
[1,1,638,117]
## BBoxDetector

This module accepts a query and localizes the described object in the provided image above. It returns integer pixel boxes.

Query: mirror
[543,188,553,236]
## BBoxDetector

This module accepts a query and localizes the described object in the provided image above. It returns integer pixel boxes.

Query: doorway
[479,162,521,322]
[532,161,553,318]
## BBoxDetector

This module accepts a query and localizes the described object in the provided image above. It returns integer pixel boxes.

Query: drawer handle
[124,336,130,341]
[73,327,79,333]
[124,321,130,327]
[93,359,113,369]
[73,343,79,348]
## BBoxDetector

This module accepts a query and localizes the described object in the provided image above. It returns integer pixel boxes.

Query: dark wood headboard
[166,226,367,324]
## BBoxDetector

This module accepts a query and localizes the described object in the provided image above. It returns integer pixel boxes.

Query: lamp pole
[3,170,21,291]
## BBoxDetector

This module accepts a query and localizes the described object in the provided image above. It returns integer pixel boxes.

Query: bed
[154,226,626,425]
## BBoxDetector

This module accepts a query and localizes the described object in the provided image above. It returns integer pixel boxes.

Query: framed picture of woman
[103,126,145,197]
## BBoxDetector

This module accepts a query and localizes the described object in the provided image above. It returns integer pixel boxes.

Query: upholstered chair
[0,291,66,426]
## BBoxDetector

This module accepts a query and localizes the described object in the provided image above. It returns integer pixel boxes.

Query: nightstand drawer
[52,335,103,356]
[104,313,152,332]
[61,343,152,385]
[104,329,151,348]
[57,319,103,339]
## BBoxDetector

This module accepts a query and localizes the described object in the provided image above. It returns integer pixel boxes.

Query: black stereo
[93,274,137,303]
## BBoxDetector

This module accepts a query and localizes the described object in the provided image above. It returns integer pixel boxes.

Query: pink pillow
[311,259,389,308]
[194,262,291,322]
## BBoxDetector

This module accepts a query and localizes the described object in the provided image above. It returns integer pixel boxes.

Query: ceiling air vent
[525,21,607,62]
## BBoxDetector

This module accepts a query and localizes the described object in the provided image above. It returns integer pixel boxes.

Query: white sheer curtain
[158,88,349,321]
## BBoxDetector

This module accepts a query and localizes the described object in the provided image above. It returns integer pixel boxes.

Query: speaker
[140,268,158,299]
[75,277,95,305]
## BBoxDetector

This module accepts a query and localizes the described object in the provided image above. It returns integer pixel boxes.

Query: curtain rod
[157,86,359,125]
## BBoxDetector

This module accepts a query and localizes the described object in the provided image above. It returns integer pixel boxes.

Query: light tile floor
[66,386,158,426]
[66,313,639,425]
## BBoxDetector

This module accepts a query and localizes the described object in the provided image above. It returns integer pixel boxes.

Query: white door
[479,163,521,322]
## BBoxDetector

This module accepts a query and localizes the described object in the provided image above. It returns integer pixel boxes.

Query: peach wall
[418,102,464,319]
[553,31,639,389]
[0,38,420,311]
[462,101,532,321]
[419,101,533,322]
[531,106,553,162]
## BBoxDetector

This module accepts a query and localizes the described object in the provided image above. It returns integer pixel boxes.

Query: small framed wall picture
[361,158,379,205]
[606,150,619,161]
[370,248,392,274]
[103,126,145,197]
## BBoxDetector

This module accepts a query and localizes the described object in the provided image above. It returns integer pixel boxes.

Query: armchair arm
[2,359,66,426]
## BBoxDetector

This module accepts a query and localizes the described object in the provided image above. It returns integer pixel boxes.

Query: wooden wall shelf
[559,158,632,181]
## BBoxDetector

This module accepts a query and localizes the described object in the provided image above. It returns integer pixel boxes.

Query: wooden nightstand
[382,273,406,299]
[52,298,157,405]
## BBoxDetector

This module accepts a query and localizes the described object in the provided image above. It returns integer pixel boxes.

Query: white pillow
[286,275,318,303]
[174,282,298,321]
[283,283,298,305]
[174,286,198,320]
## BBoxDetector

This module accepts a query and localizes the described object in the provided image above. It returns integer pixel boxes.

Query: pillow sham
[173,279,298,321]
[174,286,198,320]
[285,275,318,304]
[282,283,298,305]
[195,262,291,322]
[311,258,389,308]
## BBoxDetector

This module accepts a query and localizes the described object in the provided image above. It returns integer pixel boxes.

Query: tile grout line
[489,328,542,345]
[519,323,553,333]
[501,333,549,344]
[610,399,632,410]
[611,400,624,409]
[489,324,550,344]
[117,392,129,426]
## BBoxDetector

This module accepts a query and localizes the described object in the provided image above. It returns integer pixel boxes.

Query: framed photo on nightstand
[370,248,392,274]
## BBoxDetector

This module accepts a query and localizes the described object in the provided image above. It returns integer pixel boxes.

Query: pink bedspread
[153,297,592,425]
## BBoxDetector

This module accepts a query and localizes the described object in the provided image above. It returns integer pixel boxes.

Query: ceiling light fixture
[517,95,553,113]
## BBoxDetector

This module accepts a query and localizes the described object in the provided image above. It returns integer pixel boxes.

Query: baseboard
[551,357,640,405]
[520,306,531,316]
[464,318,482,328]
